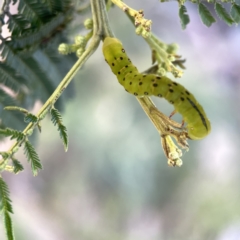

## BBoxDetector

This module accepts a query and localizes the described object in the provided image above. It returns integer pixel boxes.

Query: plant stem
[0,0,103,166]
[111,0,139,17]
[100,0,115,38]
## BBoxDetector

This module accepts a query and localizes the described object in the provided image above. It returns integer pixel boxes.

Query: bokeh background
[1,1,240,239]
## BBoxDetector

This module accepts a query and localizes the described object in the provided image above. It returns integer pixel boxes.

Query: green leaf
[12,159,24,174]
[3,211,14,240]
[0,177,14,240]
[24,113,38,123]
[198,3,216,27]
[0,177,13,213]
[215,2,235,26]
[0,64,29,93]
[4,106,28,114]
[50,108,68,151]
[59,124,68,151]
[24,140,42,176]
[0,128,25,142]
[179,5,190,30]
[50,108,62,126]
[231,4,240,23]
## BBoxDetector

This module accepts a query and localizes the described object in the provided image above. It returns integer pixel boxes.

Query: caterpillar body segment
[102,37,211,140]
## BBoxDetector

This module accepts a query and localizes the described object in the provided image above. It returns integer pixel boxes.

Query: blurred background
[1,0,240,239]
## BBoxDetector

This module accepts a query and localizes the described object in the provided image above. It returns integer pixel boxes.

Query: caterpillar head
[187,119,211,140]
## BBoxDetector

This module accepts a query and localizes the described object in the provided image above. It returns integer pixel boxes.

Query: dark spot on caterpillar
[120,57,123,60]
[105,59,108,63]
[156,76,161,80]
[151,79,155,82]
[169,89,174,93]
[125,89,128,92]
[144,92,148,95]
[187,97,208,131]
[123,78,125,81]
[125,65,128,68]
[122,48,125,53]
[158,94,162,97]
[134,75,137,77]
[153,83,158,87]
[185,90,190,95]
[130,71,132,73]
[114,57,116,60]
[139,82,143,85]
[168,84,172,87]
[134,93,138,96]
[180,97,185,101]
[118,72,121,75]
[170,100,174,104]
[130,82,132,85]
[128,58,131,62]
[112,63,115,66]
[143,75,147,77]
[173,82,178,86]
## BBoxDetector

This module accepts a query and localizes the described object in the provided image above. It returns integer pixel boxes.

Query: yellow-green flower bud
[76,48,85,58]
[142,29,151,38]
[74,35,86,47]
[167,43,179,54]
[135,26,142,35]
[58,43,71,55]
[84,19,93,29]
[157,67,166,76]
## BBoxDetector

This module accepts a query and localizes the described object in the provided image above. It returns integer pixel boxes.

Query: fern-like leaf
[0,64,29,92]
[198,3,216,27]
[231,4,240,23]
[24,114,38,124]
[12,158,24,174]
[24,140,42,176]
[0,0,77,124]
[215,2,235,26]
[0,88,27,129]
[0,177,14,240]
[50,108,68,151]
[8,13,67,51]
[59,124,68,151]
[3,211,14,240]
[0,128,25,141]
[7,14,30,37]
[0,178,13,213]
[179,5,190,30]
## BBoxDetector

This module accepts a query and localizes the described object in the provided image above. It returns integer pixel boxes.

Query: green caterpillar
[102,37,211,140]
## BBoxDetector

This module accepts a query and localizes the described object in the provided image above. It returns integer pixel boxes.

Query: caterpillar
[102,37,211,140]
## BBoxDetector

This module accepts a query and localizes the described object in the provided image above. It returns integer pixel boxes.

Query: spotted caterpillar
[102,37,211,140]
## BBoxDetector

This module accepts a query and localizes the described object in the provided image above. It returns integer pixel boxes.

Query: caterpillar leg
[150,107,183,129]
[169,110,186,131]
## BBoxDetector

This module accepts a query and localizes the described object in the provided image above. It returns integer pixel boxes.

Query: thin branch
[100,0,115,38]
[0,0,102,167]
